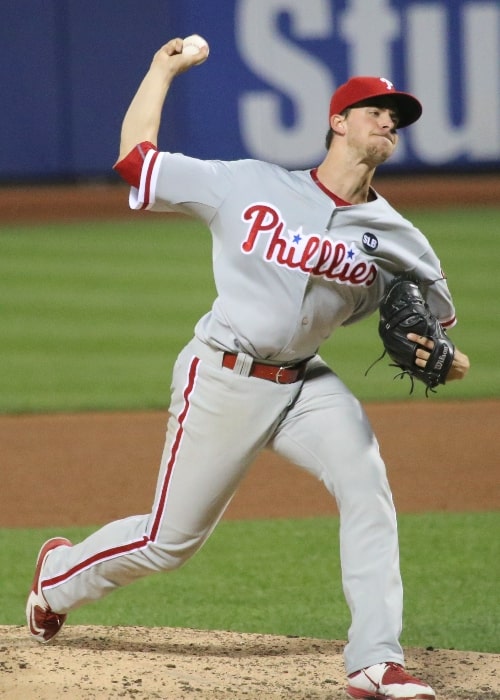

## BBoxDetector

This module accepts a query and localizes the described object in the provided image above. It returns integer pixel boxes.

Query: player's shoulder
[225,157,302,174]
[164,153,307,184]
[226,159,313,190]
[372,190,427,233]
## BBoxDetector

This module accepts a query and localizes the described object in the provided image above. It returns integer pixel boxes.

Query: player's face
[344,104,399,165]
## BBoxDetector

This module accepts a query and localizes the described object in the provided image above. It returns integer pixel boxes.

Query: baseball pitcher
[27,36,470,700]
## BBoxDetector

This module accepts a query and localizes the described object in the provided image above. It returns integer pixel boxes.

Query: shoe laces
[382,662,425,685]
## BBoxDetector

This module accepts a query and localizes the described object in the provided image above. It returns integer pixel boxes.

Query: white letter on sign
[237,0,334,167]
[340,0,399,77]
[408,2,500,162]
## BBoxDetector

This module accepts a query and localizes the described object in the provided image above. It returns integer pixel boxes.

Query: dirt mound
[2,625,499,699]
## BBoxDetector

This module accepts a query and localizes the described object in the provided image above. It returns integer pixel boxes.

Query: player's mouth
[373,132,396,146]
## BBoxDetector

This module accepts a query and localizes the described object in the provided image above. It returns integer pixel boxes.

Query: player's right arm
[115,39,208,168]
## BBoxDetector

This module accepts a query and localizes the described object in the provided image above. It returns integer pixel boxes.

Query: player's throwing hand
[153,36,209,77]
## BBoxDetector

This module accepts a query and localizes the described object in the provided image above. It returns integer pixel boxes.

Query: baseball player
[27,38,470,699]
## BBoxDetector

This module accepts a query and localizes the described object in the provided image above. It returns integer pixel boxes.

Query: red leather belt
[222,353,307,384]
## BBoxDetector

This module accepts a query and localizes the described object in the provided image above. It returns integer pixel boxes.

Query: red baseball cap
[329,76,422,128]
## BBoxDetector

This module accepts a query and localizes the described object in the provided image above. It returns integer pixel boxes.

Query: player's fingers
[415,347,430,364]
[164,38,184,56]
[409,333,434,368]
[407,332,434,350]
[156,38,208,75]
[154,39,197,77]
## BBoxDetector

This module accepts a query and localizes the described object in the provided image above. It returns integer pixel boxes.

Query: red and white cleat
[26,537,72,643]
[347,661,435,699]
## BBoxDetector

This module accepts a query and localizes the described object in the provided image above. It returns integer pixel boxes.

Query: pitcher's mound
[2,625,499,699]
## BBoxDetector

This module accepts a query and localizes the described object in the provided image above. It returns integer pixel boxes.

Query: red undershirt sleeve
[113,142,158,188]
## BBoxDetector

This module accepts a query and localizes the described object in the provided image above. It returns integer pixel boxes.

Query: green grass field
[1,207,498,654]
[1,207,499,413]
[2,513,499,653]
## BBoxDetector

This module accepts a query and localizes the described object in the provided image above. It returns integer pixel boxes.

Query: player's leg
[38,338,300,615]
[269,356,404,675]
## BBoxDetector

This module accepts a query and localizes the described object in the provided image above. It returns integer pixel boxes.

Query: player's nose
[380,109,398,130]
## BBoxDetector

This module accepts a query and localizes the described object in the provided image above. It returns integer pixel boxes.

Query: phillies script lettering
[241,203,377,286]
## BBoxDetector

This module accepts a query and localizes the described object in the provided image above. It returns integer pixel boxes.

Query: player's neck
[316,154,376,204]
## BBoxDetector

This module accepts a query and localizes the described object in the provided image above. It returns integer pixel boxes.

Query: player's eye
[389,112,400,127]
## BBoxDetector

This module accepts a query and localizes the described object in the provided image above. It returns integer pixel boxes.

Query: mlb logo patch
[362,232,378,252]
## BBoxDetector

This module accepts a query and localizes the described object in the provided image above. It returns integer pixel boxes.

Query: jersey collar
[310,168,377,205]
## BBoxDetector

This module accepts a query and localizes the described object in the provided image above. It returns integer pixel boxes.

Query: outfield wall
[2,0,500,181]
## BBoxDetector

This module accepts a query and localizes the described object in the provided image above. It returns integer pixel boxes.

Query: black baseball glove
[377,275,455,392]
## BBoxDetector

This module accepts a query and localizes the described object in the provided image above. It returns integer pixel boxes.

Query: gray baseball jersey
[130,151,456,363]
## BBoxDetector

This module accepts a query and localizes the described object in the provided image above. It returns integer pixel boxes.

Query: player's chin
[366,143,394,166]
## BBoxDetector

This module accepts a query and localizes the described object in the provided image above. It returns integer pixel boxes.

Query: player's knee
[145,533,205,571]
[331,455,393,511]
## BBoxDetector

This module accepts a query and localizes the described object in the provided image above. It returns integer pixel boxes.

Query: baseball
[182,34,209,59]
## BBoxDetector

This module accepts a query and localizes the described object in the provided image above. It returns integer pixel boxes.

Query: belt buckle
[275,366,286,384]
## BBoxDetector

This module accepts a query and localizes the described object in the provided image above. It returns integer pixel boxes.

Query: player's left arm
[408,334,470,382]
[408,255,469,382]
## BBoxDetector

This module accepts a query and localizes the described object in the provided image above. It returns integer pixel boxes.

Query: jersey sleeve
[125,150,234,222]
[412,251,457,329]
[426,275,457,329]
[380,202,458,329]
[113,142,158,188]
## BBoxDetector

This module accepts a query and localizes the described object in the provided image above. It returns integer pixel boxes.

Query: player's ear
[331,114,346,135]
